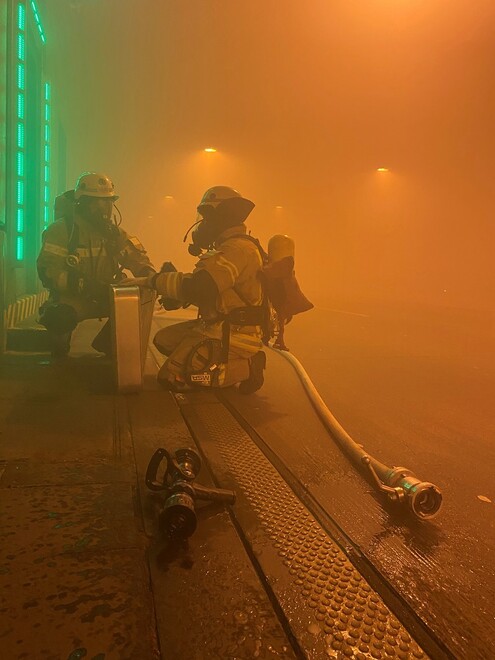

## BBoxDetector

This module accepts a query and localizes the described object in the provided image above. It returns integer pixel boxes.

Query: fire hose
[276,349,443,520]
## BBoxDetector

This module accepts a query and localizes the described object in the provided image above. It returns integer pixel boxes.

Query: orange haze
[44,0,495,310]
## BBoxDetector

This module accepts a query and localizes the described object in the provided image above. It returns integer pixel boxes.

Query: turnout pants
[153,319,263,388]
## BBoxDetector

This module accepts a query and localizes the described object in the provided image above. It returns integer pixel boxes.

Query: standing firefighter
[125,186,267,394]
[37,172,155,359]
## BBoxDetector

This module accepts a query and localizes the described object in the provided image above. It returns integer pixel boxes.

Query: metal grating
[186,401,428,659]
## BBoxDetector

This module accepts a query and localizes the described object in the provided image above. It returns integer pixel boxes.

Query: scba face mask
[187,196,255,255]
[190,207,219,253]
[78,197,115,231]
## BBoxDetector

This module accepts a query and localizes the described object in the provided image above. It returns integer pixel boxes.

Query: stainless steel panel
[111,286,141,393]
[139,288,155,372]
[111,286,157,393]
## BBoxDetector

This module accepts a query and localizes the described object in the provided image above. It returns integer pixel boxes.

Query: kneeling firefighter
[37,172,155,359]
[125,186,267,394]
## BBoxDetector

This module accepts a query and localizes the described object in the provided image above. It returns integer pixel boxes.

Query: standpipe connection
[277,350,442,520]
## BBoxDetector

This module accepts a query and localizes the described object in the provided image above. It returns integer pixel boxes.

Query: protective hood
[190,196,255,252]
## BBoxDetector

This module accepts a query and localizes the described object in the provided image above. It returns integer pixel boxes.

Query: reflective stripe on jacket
[37,215,154,293]
[193,225,264,315]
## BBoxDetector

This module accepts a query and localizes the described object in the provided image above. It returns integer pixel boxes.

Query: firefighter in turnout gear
[125,186,267,393]
[37,172,155,359]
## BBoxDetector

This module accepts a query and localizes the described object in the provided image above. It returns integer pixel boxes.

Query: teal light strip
[17,3,25,31]
[17,34,25,61]
[16,236,24,260]
[17,92,24,118]
[17,209,24,233]
[43,81,51,227]
[15,4,26,260]
[29,0,46,44]
[17,152,24,176]
[17,180,24,205]
[17,122,24,148]
[17,63,25,90]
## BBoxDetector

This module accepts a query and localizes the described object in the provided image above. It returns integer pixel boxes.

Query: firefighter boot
[238,350,266,395]
[49,332,72,361]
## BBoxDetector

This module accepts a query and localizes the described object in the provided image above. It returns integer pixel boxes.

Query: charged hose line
[274,348,443,520]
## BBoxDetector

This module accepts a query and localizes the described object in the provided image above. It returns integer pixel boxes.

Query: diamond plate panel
[182,400,428,659]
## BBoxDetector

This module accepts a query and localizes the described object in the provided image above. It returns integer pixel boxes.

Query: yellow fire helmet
[74,172,119,201]
[197,186,243,211]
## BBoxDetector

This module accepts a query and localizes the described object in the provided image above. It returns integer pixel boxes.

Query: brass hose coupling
[362,457,443,520]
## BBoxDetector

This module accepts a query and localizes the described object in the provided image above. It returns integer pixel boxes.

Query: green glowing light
[17,180,24,205]
[17,93,24,119]
[30,1,46,44]
[17,34,25,61]
[17,123,25,148]
[16,236,24,261]
[17,152,24,176]
[17,3,25,31]
[44,79,52,228]
[12,3,50,266]
[17,208,24,233]
[17,63,25,90]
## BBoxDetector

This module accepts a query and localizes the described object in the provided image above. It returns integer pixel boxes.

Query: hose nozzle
[385,467,443,520]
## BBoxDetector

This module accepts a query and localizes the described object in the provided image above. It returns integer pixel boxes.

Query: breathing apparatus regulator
[183,186,255,256]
